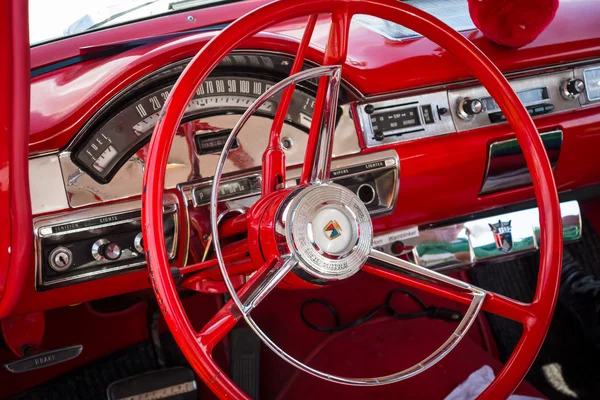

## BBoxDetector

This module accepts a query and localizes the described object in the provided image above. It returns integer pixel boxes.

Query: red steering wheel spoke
[262,15,319,195]
[300,10,351,185]
[365,249,535,325]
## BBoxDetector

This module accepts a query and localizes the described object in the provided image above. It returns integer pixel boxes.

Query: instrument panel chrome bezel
[33,194,182,290]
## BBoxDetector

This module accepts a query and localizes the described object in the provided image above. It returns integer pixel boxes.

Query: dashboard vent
[355,0,475,41]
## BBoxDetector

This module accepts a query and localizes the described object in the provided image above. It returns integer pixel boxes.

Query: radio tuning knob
[374,130,385,142]
[92,239,122,261]
[561,78,585,100]
[457,98,483,120]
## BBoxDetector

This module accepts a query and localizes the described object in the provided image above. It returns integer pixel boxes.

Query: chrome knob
[134,232,144,253]
[92,239,121,261]
[561,78,585,100]
[49,246,73,272]
[457,98,483,120]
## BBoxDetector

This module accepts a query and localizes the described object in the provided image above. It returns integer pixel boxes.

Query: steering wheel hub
[283,183,372,281]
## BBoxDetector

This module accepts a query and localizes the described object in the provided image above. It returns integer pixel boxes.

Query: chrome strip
[177,150,400,216]
[29,154,69,214]
[480,130,562,195]
[373,201,581,271]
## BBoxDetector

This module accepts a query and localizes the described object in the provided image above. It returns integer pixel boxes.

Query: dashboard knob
[561,78,585,100]
[92,239,121,261]
[49,246,73,272]
[134,232,144,253]
[457,98,483,120]
[374,130,385,141]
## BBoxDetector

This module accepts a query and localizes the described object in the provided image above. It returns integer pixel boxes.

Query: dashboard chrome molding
[480,130,563,195]
[177,150,400,219]
[29,154,69,214]
[56,102,360,209]
[355,60,600,148]
[373,200,581,271]
[33,195,182,290]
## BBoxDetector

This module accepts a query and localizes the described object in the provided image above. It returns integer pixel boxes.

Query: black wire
[300,288,463,333]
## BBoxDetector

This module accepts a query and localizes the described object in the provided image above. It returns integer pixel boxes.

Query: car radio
[356,91,455,147]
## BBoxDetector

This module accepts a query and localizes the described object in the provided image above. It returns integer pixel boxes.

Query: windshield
[29,0,240,46]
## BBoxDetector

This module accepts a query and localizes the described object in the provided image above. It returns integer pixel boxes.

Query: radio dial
[457,98,483,120]
[92,239,122,261]
[561,78,585,100]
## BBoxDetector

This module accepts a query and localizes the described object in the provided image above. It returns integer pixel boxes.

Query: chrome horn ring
[210,65,486,386]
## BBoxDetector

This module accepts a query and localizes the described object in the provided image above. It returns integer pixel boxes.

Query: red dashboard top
[29,0,600,154]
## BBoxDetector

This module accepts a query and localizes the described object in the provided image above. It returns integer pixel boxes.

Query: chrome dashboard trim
[29,154,69,214]
[33,195,181,290]
[480,130,563,195]
[177,150,400,218]
[57,104,360,209]
[448,70,580,132]
[373,200,581,271]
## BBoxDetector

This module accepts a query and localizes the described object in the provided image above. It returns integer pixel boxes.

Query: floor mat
[252,272,543,400]
[9,334,190,400]
[469,217,600,400]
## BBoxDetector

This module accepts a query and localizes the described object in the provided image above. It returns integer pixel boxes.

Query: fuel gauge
[93,145,119,172]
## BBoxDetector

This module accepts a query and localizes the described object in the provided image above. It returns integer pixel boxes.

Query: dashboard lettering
[99,216,119,224]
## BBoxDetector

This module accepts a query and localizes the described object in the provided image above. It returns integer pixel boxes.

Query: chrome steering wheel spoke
[238,255,298,316]
[302,65,343,185]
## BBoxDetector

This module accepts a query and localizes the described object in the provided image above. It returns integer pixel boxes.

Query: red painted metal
[0,0,33,319]
[143,1,562,399]
[1,312,45,356]
[263,15,318,195]
[26,0,600,155]
[300,9,351,184]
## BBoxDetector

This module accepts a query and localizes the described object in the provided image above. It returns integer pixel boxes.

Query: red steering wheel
[143,0,563,398]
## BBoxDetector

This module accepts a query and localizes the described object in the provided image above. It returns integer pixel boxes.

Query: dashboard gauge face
[73,75,316,183]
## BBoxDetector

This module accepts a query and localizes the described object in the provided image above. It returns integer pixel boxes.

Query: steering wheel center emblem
[283,184,373,281]
[324,220,342,240]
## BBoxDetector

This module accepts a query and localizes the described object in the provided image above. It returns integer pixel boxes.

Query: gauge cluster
[67,52,348,184]
[72,74,317,183]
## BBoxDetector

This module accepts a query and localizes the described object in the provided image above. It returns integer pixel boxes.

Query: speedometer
[72,74,316,183]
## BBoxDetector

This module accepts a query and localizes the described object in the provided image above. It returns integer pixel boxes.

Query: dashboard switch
[134,232,144,253]
[92,239,122,261]
[421,104,435,124]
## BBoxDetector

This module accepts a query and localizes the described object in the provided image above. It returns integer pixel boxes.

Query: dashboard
[12,1,600,315]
